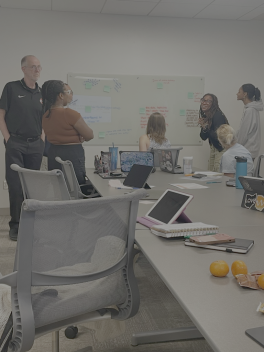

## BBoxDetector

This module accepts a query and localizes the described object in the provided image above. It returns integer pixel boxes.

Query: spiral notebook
[150,222,218,239]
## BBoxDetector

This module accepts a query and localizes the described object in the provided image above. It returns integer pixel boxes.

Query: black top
[0,79,42,137]
[200,110,228,152]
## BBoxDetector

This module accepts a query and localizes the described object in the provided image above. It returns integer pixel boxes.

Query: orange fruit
[231,260,248,277]
[257,274,264,289]
[210,260,229,277]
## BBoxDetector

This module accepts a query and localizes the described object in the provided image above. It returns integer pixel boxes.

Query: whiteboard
[67,73,204,146]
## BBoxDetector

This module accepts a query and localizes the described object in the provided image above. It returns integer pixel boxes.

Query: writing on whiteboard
[152,79,175,84]
[194,92,203,103]
[140,106,169,129]
[106,128,132,136]
[69,95,112,123]
[185,110,199,127]
[113,79,122,93]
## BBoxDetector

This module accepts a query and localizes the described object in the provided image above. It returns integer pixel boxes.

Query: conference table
[86,168,264,352]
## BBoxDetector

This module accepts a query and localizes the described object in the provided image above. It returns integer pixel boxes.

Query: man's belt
[10,133,40,142]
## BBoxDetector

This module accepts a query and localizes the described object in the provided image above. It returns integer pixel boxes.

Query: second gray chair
[55,157,99,199]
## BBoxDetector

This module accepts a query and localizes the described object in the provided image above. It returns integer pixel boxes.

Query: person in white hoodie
[236,84,263,160]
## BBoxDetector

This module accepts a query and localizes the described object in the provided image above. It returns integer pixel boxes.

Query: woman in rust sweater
[42,80,94,184]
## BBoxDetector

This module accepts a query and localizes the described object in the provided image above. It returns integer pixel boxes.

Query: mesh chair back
[55,157,82,199]
[10,164,71,201]
[253,154,264,178]
[2,190,145,352]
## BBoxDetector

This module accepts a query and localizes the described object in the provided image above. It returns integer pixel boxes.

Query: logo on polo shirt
[18,95,25,98]
[40,98,43,104]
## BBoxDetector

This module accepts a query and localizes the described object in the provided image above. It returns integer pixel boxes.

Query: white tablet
[144,189,193,225]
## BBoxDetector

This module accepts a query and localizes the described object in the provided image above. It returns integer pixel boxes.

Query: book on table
[150,222,219,238]
[185,238,254,254]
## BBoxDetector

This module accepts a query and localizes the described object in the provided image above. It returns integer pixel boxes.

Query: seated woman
[216,124,254,177]
[139,112,171,151]
[42,80,94,185]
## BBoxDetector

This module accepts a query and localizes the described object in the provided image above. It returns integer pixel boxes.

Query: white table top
[86,169,264,352]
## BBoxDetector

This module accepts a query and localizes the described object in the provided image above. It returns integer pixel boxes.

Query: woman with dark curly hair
[42,80,94,184]
[198,93,228,172]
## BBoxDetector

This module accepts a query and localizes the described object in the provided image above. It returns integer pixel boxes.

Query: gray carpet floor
[0,215,213,352]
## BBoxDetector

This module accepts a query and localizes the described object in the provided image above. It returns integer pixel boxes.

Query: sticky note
[188,92,194,99]
[139,108,146,114]
[157,82,163,89]
[104,86,111,93]
[98,132,105,138]
[85,82,92,89]
[180,109,186,116]
[85,106,91,113]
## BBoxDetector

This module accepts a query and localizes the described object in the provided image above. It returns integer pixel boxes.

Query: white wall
[0,8,264,208]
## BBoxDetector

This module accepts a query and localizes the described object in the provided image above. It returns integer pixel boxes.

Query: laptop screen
[120,151,154,172]
[123,164,153,188]
[145,189,193,224]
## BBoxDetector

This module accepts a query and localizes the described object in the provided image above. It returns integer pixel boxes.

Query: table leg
[131,326,203,346]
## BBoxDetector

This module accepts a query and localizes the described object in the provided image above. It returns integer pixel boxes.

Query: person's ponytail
[255,87,261,101]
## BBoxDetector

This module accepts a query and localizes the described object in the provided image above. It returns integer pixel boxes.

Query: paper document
[108,180,132,189]
[170,183,208,189]
[140,200,156,204]
[194,171,223,176]
[181,176,222,182]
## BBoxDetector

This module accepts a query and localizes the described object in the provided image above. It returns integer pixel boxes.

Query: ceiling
[1,0,264,21]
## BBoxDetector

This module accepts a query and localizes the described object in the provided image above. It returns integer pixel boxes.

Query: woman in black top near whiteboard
[198,94,228,172]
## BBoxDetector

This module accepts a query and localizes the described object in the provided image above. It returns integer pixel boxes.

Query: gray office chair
[55,157,100,199]
[253,154,264,178]
[10,164,71,201]
[0,189,146,352]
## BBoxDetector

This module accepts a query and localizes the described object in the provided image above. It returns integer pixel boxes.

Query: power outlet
[3,180,8,190]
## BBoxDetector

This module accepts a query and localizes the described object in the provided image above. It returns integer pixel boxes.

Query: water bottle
[235,156,247,189]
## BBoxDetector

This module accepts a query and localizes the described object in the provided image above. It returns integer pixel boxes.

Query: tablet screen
[146,189,193,224]
[123,164,153,188]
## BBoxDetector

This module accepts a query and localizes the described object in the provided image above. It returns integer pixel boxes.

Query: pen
[185,174,194,177]
[206,181,222,184]
[115,187,122,189]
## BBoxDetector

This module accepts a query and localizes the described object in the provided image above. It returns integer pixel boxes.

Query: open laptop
[137,189,193,228]
[239,176,264,213]
[153,147,183,174]
[120,151,154,173]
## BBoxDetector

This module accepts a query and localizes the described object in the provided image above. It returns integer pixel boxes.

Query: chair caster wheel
[65,326,78,339]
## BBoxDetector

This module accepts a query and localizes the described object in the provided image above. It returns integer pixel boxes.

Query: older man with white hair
[0,55,45,241]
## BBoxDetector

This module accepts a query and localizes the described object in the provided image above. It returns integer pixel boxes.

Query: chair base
[52,331,93,352]
[131,326,204,346]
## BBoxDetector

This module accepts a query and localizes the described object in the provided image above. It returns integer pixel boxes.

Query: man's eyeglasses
[200,98,213,104]
[64,89,73,95]
[25,65,42,71]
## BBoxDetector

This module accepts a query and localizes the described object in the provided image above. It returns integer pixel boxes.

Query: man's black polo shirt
[0,78,42,137]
